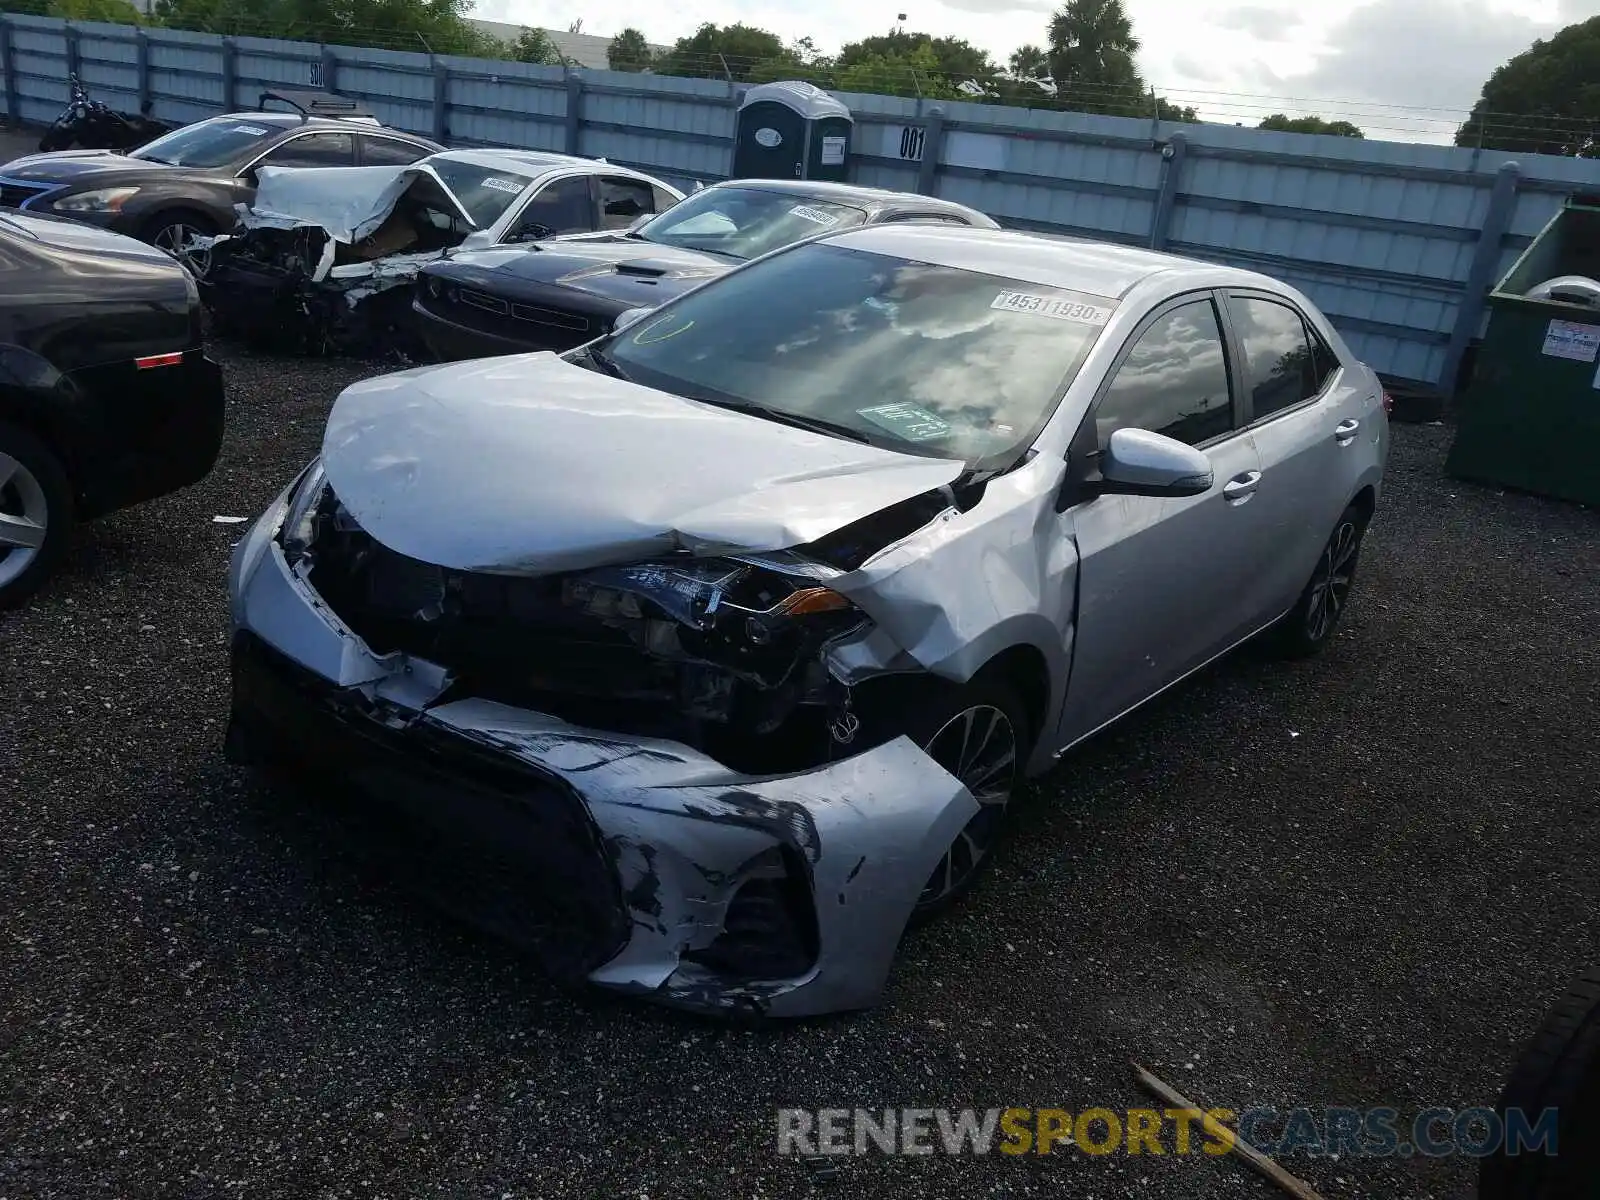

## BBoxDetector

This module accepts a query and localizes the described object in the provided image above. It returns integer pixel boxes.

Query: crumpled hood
[320,353,964,575]
[0,149,175,182]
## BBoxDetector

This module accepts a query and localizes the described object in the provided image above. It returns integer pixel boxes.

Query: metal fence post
[134,28,151,113]
[319,45,338,93]
[431,54,448,143]
[64,22,80,81]
[1439,161,1522,398]
[0,21,17,127]
[1148,131,1188,251]
[564,70,583,156]
[916,107,945,196]
[220,36,236,111]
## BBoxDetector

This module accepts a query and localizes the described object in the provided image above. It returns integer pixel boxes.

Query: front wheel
[1268,502,1368,659]
[145,211,217,280]
[0,421,73,609]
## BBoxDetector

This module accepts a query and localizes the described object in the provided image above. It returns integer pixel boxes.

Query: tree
[46,0,145,20]
[1046,0,1146,116]
[654,22,796,82]
[607,27,653,73]
[1455,16,1600,156]
[1260,113,1364,137]
[511,26,563,66]
[838,30,998,90]
[1009,44,1050,80]
[153,0,502,54]
[832,43,961,100]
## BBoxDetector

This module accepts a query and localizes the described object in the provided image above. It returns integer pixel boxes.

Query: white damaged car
[225,225,1389,1018]
[201,148,685,354]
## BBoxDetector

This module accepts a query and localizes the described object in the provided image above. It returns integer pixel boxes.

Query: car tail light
[1381,390,1395,415]
[135,351,185,370]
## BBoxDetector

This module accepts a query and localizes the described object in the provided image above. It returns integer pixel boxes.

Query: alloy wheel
[0,451,50,591]
[917,704,1020,908]
[153,222,211,279]
[1305,519,1361,643]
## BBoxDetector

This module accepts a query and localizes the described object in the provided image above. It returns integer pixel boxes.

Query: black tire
[1268,501,1369,659]
[0,420,73,610]
[852,672,1031,922]
[1480,966,1600,1200]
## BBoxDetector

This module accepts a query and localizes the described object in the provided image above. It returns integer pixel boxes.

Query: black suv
[0,90,441,276]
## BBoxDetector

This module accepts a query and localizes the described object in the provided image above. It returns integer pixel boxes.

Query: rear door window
[1228,295,1338,421]
[598,177,656,229]
[361,135,431,166]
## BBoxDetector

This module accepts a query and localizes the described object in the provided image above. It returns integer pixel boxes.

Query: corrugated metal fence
[5,12,1600,392]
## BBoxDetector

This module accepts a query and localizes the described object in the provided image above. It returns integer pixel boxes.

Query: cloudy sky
[473,0,1600,142]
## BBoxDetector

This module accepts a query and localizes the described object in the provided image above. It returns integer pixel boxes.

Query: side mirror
[612,306,654,333]
[1096,427,1214,497]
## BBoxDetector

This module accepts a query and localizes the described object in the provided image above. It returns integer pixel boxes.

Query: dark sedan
[0,93,440,276]
[411,179,1000,362]
[0,209,226,607]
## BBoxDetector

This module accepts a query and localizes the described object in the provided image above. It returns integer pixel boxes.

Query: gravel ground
[2,329,1599,1200]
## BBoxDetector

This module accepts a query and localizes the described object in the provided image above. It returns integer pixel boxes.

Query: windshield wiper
[584,344,630,381]
[691,396,872,444]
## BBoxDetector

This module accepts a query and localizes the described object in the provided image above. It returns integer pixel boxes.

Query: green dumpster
[1446,196,1600,506]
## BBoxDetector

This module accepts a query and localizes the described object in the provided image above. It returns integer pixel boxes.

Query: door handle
[1222,470,1261,502]
[1335,418,1361,443]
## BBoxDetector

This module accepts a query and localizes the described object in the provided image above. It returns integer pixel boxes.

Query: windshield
[424,159,537,228]
[639,187,869,261]
[601,242,1115,467]
[132,117,282,167]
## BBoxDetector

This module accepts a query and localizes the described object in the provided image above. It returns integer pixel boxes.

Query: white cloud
[477,0,1595,142]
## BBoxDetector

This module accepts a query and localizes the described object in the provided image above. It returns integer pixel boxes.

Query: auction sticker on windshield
[791,205,841,226]
[480,177,526,195]
[992,290,1112,325]
[232,125,270,136]
[858,402,952,442]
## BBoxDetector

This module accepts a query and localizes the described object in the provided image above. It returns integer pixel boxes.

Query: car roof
[207,111,432,138]
[818,224,1281,299]
[706,177,978,213]
[425,148,628,175]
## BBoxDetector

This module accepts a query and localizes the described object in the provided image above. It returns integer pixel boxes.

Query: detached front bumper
[225,492,980,1018]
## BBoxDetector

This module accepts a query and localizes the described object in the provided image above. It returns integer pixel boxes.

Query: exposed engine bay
[203,171,477,356]
[289,485,931,773]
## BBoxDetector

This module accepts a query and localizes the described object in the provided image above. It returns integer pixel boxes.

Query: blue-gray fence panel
[9,13,1600,390]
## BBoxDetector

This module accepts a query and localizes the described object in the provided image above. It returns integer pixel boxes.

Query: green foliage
[511,25,563,65]
[1047,0,1144,116]
[148,0,503,55]
[655,22,796,82]
[1259,112,1364,137]
[607,26,652,73]
[46,0,144,21]
[1455,16,1600,156]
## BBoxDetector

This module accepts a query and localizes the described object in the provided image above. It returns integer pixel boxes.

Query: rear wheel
[1268,502,1368,659]
[145,210,218,279]
[0,421,72,609]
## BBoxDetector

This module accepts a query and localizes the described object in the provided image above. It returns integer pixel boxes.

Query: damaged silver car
[225,225,1389,1018]
[201,149,684,355]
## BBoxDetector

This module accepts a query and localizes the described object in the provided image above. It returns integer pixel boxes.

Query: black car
[0,90,441,277]
[411,179,1000,362]
[0,209,226,607]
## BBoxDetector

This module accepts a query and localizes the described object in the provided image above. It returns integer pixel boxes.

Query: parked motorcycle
[38,75,177,152]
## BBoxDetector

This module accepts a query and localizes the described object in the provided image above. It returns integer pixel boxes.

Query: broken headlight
[280,458,328,562]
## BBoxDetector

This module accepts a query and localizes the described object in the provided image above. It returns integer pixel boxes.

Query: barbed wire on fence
[14,12,1600,151]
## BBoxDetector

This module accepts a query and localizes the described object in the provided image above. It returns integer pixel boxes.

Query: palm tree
[1046,0,1145,115]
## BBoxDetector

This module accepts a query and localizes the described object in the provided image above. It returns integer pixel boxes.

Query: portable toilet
[733,81,853,183]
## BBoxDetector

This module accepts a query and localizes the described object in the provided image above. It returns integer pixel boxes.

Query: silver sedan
[225,224,1388,1018]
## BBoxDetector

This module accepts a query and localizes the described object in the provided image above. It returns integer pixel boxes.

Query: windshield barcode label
[790,205,839,226]
[991,291,1111,325]
[480,177,525,194]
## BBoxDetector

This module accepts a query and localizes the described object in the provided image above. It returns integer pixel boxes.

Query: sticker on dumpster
[1540,319,1600,362]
